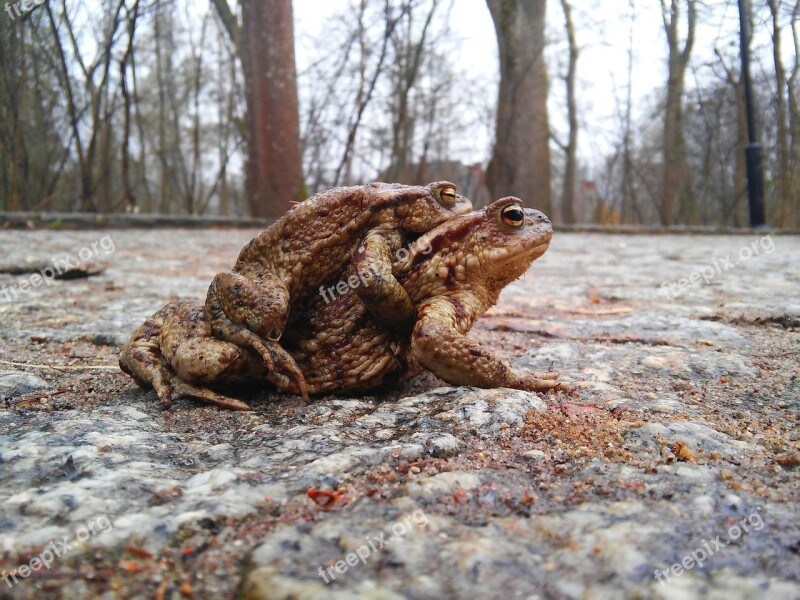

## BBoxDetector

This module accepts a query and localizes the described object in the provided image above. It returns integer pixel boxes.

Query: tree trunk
[621,0,639,224]
[660,0,696,225]
[768,0,791,228]
[120,0,140,212]
[559,0,578,224]
[486,0,552,215]
[240,0,303,218]
[789,4,800,227]
[715,48,748,227]
[154,8,170,213]
[733,84,749,227]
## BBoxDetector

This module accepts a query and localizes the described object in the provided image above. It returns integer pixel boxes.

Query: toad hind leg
[206,272,309,401]
[119,321,251,411]
[170,380,251,411]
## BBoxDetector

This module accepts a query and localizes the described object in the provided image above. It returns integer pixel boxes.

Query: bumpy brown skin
[119,300,263,410]
[119,197,563,410]
[205,181,471,400]
[286,197,563,394]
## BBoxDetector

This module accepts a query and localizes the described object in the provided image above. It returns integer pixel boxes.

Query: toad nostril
[530,211,550,224]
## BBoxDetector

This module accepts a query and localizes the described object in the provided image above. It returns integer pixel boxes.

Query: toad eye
[438,187,457,206]
[501,204,525,228]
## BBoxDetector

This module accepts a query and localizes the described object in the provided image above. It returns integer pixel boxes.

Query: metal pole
[737,0,767,227]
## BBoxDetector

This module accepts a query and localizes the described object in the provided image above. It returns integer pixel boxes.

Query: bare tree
[767,0,793,227]
[713,48,749,226]
[383,0,437,182]
[557,0,578,223]
[297,0,491,199]
[659,0,696,225]
[620,0,639,224]
[47,0,126,212]
[119,0,140,212]
[213,0,303,218]
[0,5,78,212]
[486,0,552,214]
[0,14,27,211]
[2,0,796,228]
[332,0,398,187]
[789,1,800,227]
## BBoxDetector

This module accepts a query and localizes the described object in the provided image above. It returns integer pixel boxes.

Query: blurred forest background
[0,0,797,226]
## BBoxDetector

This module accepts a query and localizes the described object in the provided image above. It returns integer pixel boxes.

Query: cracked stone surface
[0,229,798,599]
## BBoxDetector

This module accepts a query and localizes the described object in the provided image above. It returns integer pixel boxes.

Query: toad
[119,197,564,410]
[204,181,471,400]
[285,196,562,394]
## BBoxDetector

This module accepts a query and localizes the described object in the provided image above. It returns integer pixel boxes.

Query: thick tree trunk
[662,73,686,225]
[486,0,552,215]
[240,0,303,218]
[733,84,749,227]
[660,0,696,225]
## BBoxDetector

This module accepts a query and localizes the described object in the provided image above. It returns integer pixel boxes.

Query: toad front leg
[206,271,309,401]
[346,230,416,332]
[411,295,566,393]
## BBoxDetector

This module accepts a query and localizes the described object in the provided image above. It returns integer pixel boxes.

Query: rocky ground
[0,228,798,600]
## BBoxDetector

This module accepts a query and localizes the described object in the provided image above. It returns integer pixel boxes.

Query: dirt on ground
[0,229,798,599]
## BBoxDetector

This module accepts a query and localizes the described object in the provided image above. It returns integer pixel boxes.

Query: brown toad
[285,196,562,394]
[205,181,471,401]
[119,197,563,410]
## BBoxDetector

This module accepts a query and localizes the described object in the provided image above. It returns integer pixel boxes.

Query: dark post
[737,0,767,227]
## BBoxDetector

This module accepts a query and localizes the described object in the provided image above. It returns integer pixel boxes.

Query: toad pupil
[502,205,525,227]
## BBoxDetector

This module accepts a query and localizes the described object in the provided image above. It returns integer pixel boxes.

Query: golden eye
[501,204,525,228]
[438,187,457,206]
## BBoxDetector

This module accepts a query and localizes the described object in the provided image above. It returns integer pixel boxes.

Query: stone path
[0,229,798,599]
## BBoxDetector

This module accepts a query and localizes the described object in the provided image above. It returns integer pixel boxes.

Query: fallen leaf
[124,545,153,559]
[307,488,346,510]
[120,561,141,573]
[671,441,695,463]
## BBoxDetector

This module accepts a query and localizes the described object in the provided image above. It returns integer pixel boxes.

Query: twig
[0,359,119,371]
[10,390,69,407]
